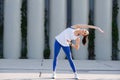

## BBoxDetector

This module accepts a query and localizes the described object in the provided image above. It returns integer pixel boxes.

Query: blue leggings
[53,40,76,72]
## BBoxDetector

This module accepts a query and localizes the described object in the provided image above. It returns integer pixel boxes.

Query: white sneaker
[52,72,56,79]
[74,72,79,79]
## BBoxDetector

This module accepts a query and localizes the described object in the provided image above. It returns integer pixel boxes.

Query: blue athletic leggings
[53,40,76,72]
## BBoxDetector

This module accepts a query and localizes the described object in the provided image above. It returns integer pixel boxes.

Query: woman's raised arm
[72,24,104,33]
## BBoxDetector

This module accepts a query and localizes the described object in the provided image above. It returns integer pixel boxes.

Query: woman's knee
[67,57,73,62]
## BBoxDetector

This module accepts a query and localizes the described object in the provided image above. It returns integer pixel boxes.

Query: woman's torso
[55,28,79,46]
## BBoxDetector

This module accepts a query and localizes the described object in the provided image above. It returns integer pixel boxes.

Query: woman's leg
[62,46,76,73]
[53,40,61,72]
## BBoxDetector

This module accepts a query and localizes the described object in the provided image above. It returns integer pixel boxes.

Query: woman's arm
[72,24,104,33]
[72,24,97,29]
[67,38,80,50]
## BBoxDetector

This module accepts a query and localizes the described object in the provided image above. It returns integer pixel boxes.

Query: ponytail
[82,36,88,45]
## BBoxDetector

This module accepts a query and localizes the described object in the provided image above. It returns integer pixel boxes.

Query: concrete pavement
[0,59,120,80]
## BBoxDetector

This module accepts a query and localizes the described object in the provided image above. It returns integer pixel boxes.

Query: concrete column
[49,0,66,59]
[4,0,22,59]
[72,0,89,60]
[95,0,112,60]
[118,0,120,60]
[27,0,44,59]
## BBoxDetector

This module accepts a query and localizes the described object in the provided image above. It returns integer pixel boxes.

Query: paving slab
[42,59,120,72]
[0,59,42,70]
[0,73,120,80]
[0,59,120,80]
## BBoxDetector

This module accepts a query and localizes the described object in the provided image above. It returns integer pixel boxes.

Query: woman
[52,24,104,79]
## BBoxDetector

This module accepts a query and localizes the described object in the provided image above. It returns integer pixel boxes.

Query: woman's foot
[52,72,56,79]
[74,72,79,79]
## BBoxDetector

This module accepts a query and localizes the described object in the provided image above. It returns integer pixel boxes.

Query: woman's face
[81,29,89,36]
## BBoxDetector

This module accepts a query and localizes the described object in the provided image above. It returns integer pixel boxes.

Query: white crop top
[55,28,79,46]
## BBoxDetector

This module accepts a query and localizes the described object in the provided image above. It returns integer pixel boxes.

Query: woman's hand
[67,40,72,45]
[97,27,104,33]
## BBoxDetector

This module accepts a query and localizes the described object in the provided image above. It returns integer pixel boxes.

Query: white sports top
[55,28,79,46]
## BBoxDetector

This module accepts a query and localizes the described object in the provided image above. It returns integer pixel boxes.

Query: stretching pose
[52,24,104,79]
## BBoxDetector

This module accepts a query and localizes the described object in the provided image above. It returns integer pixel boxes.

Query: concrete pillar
[4,0,22,59]
[95,0,112,60]
[49,0,66,59]
[118,0,120,60]
[27,0,44,59]
[72,0,89,60]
